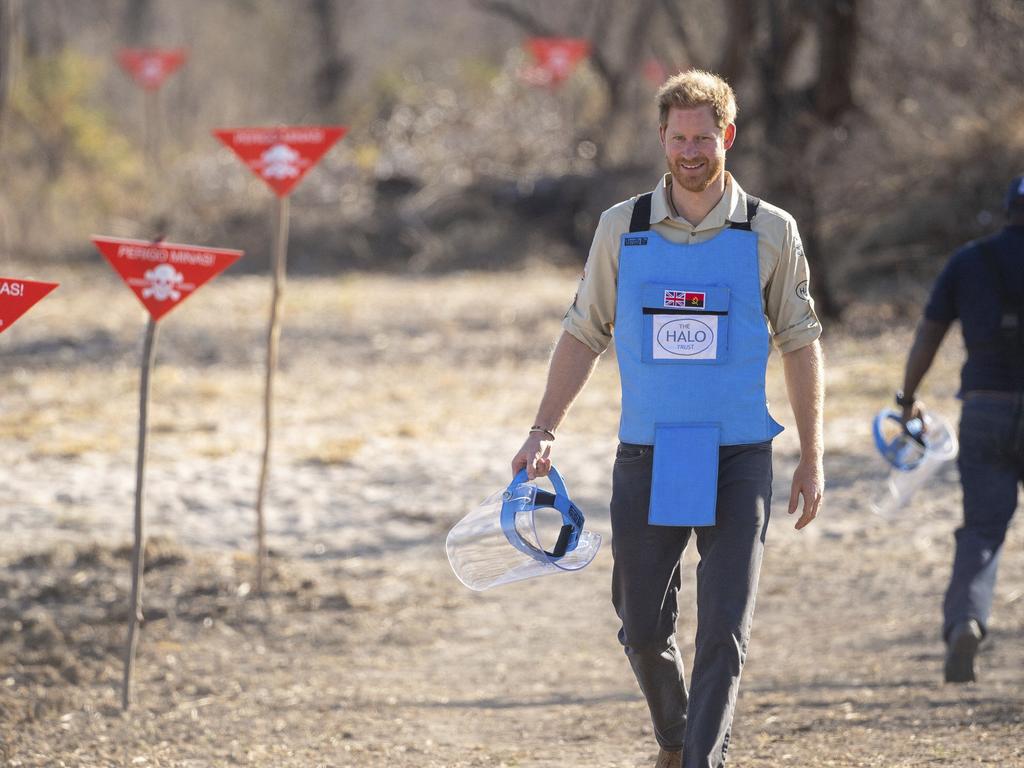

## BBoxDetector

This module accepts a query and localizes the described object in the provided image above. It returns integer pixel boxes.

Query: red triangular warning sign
[92,237,243,322]
[524,38,590,86]
[117,48,187,91]
[644,58,669,87]
[0,278,59,334]
[213,126,347,197]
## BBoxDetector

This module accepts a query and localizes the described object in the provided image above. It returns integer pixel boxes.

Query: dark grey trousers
[943,395,1024,641]
[610,440,773,768]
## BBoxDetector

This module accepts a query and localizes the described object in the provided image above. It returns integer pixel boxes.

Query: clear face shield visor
[446,467,602,591]
[871,408,959,516]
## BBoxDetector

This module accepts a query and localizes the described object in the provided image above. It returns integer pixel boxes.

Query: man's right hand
[511,433,553,480]
[901,400,927,437]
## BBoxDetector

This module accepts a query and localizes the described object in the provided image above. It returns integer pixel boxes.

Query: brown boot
[654,747,682,768]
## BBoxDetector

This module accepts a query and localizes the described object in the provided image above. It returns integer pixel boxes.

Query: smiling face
[660,105,735,194]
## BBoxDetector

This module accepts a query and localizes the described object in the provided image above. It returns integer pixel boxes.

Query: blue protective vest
[613,192,783,525]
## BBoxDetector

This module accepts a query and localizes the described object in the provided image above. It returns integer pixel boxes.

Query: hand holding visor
[871,408,958,517]
[447,465,602,591]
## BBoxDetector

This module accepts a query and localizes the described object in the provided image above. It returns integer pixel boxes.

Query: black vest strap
[979,240,1024,386]
[728,196,761,230]
[629,193,653,233]
[630,192,760,233]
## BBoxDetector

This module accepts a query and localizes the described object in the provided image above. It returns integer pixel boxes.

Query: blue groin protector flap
[649,423,720,527]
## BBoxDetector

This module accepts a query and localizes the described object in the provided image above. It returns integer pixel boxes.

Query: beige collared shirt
[563,172,822,355]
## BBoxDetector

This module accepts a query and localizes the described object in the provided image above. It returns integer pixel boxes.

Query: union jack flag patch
[664,290,687,307]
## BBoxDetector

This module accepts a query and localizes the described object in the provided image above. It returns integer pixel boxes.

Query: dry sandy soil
[0,260,1021,767]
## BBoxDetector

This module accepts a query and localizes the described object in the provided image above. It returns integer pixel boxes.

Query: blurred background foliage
[0,0,1022,319]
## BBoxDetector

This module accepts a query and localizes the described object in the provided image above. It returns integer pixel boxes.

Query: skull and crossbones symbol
[142,263,184,301]
[257,143,302,179]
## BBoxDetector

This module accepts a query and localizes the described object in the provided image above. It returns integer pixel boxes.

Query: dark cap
[1007,175,1024,211]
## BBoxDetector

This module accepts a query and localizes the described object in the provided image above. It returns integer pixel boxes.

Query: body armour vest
[613,191,783,525]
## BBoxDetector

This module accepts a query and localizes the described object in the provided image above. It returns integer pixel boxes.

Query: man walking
[511,70,824,768]
[897,174,1024,683]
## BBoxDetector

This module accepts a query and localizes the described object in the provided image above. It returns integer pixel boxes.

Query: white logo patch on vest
[653,315,718,359]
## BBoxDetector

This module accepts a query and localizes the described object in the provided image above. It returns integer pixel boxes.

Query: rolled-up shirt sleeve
[764,216,822,354]
[562,208,621,354]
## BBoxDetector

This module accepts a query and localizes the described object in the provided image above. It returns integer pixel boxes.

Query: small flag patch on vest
[664,290,686,307]
[625,236,648,246]
[664,290,705,308]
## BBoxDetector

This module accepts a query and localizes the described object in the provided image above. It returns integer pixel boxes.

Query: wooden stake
[143,88,160,173]
[122,316,159,711]
[255,195,290,594]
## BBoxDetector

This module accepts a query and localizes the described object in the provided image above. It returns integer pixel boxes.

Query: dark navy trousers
[610,440,772,768]
[943,394,1024,640]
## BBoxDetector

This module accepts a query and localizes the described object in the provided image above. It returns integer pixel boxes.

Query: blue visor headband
[873,409,927,471]
[500,466,586,563]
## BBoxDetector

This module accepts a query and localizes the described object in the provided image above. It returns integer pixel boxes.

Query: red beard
[667,153,724,193]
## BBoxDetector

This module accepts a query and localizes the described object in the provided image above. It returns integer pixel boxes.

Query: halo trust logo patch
[656,317,716,357]
[796,280,810,301]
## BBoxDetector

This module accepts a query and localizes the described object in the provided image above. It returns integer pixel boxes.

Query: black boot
[944,619,982,683]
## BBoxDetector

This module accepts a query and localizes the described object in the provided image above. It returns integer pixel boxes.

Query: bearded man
[511,69,825,768]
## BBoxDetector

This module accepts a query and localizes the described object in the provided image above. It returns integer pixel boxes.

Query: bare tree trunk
[474,0,656,163]
[814,0,857,122]
[22,0,65,57]
[309,0,350,113]
[657,0,707,70]
[751,0,853,319]
[718,0,756,84]
[123,0,153,45]
[0,0,14,141]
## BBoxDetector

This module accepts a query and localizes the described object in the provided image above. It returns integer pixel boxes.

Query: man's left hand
[788,459,824,530]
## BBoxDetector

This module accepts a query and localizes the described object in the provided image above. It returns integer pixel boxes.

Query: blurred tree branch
[750,0,859,319]
[717,0,756,85]
[310,0,352,114]
[122,0,154,45]
[813,0,857,121]
[657,0,705,70]
[475,0,854,316]
[472,0,552,37]
[656,0,753,83]
[473,0,658,153]
[0,0,15,143]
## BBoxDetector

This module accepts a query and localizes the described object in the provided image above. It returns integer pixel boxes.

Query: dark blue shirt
[924,225,1024,395]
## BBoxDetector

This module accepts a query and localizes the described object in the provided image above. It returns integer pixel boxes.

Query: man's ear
[723,123,736,150]
[659,124,667,148]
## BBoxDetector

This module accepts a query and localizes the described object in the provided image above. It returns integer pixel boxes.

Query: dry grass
[300,436,366,466]
[1,261,1021,768]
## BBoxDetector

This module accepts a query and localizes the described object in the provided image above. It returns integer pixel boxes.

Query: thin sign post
[214,125,346,594]
[93,236,242,710]
[117,48,187,171]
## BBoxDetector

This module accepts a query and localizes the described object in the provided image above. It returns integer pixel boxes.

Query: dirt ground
[1,261,1022,767]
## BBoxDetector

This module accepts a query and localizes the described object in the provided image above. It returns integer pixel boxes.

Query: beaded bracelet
[529,426,555,440]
